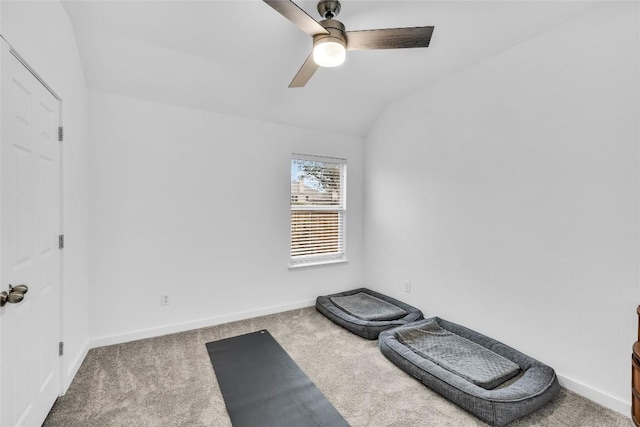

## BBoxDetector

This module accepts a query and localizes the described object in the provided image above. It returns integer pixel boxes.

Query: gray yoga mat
[206,330,349,427]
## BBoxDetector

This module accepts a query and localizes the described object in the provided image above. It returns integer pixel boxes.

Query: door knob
[9,284,28,295]
[0,291,24,306]
[1,284,28,307]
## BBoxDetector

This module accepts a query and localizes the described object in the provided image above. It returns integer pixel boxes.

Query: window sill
[288,258,349,270]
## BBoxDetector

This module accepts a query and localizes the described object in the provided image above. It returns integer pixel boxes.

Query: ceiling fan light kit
[264,0,435,87]
[312,19,347,67]
[313,39,346,67]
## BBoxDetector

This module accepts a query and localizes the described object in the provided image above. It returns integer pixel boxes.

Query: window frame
[289,153,347,268]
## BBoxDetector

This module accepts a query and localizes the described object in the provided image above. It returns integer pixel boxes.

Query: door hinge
[58,126,64,142]
[59,234,64,249]
[59,341,64,356]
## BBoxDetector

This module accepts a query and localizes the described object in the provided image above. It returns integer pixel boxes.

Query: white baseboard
[89,298,316,349]
[85,303,632,421]
[557,373,631,417]
[62,340,89,394]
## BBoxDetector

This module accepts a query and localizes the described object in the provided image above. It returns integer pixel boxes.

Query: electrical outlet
[160,293,170,306]
[404,282,411,293]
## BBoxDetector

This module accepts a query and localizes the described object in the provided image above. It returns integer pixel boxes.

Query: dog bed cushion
[330,292,407,321]
[396,319,520,390]
[316,288,423,339]
[379,317,559,426]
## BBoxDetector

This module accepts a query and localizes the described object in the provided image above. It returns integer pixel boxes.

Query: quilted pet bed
[379,318,559,426]
[316,288,423,339]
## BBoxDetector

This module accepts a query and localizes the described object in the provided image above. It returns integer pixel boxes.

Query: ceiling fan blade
[289,52,320,88]
[264,0,329,37]
[346,26,434,51]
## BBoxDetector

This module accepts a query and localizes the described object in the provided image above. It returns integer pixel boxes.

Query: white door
[0,40,62,427]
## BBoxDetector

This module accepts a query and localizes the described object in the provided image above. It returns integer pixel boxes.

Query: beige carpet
[44,307,633,426]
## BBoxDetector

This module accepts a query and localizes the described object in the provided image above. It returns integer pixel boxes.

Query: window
[290,154,346,266]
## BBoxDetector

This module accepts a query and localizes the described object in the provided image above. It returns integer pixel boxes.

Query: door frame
[0,35,66,404]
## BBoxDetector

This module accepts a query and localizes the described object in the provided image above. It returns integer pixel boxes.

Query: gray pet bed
[315,288,423,339]
[379,318,559,426]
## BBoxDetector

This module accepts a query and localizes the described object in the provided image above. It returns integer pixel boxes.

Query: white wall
[88,91,365,345]
[364,2,639,415]
[0,1,91,390]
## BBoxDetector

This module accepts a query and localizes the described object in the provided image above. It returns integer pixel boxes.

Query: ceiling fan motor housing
[313,19,346,49]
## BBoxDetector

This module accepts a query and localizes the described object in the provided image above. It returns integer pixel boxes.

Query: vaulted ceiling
[62,0,599,136]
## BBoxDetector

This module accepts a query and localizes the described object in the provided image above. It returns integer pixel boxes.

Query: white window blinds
[291,154,346,266]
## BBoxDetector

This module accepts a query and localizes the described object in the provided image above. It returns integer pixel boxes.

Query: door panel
[14,145,34,266]
[1,40,62,427]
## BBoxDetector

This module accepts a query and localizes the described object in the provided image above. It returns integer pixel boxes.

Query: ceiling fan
[264,0,434,88]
